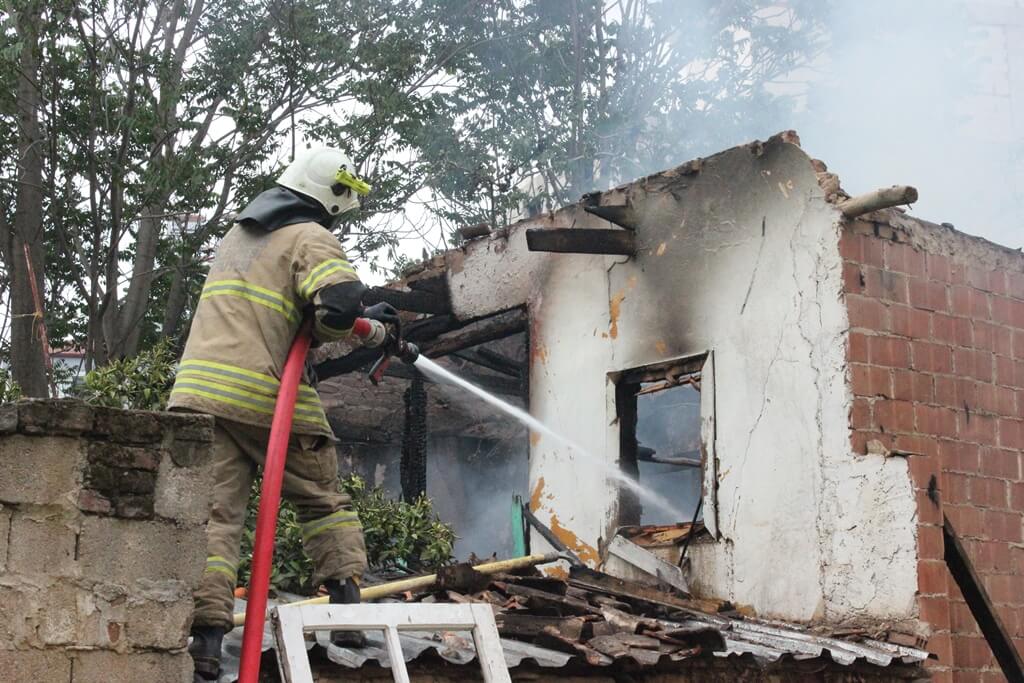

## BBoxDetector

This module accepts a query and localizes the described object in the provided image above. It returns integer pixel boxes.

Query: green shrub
[78,340,177,410]
[0,368,21,403]
[238,475,455,595]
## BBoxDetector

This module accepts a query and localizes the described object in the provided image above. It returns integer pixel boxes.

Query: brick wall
[841,214,1024,682]
[0,400,213,683]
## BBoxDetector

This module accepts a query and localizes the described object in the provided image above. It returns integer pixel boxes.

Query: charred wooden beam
[526,228,635,256]
[383,362,522,397]
[362,285,450,315]
[476,347,526,376]
[421,308,527,358]
[582,204,639,232]
[452,349,522,379]
[944,515,1024,682]
[457,222,492,240]
[407,273,447,295]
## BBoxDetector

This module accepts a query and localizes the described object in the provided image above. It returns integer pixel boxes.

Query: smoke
[780,1,1019,248]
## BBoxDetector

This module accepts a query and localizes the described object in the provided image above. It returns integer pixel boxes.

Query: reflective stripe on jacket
[168,221,361,436]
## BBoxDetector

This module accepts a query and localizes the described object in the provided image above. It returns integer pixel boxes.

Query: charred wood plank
[582,204,640,232]
[407,273,448,295]
[476,347,526,377]
[568,567,722,615]
[421,308,527,358]
[495,614,585,640]
[452,349,521,379]
[526,228,635,256]
[362,285,450,315]
[493,581,602,616]
[944,515,1024,682]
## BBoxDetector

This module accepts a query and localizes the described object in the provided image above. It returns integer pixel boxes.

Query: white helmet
[277,146,371,217]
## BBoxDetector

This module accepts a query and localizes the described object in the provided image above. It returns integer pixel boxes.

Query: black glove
[361,302,400,325]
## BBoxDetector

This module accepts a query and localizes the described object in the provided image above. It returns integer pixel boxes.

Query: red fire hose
[238,319,313,683]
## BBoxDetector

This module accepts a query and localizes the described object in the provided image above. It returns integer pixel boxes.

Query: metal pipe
[231,552,560,628]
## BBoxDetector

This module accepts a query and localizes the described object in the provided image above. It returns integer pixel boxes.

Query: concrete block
[167,438,208,467]
[78,517,205,586]
[18,399,93,435]
[0,582,43,647]
[125,594,192,649]
[36,581,79,646]
[0,648,72,683]
[0,404,17,434]
[0,435,83,505]
[73,650,192,683]
[7,510,79,577]
[86,440,160,471]
[158,411,215,443]
[91,407,165,443]
[154,456,212,526]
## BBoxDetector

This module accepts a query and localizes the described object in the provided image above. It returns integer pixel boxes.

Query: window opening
[616,357,705,527]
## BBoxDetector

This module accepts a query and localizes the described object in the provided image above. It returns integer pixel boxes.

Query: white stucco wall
[446,136,919,625]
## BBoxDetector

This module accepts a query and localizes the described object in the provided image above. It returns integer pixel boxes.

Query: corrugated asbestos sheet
[218,597,929,682]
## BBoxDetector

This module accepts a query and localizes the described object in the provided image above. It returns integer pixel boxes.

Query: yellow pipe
[231,552,559,627]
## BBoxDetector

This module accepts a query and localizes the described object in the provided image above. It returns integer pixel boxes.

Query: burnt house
[310,131,1024,681]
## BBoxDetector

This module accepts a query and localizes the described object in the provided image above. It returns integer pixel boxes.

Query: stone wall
[842,211,1024,682]
[0,399,214,683]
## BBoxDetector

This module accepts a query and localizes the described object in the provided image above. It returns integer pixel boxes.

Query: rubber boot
[325,577,367,648]
[189,624,225,682]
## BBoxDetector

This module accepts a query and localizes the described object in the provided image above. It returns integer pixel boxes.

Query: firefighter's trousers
[192,418,367,630]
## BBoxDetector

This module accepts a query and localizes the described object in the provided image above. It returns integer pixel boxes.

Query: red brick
[971,382,997,415]
[949,261,968,286]
[999,418,1024,450]
[992,296,1024,329]
[890,305,930,338]
[869,336,911,367]
[848,331,869,363]
[969,477,1007,509]
[952,669,982,683]
[983,509,1022,542]
[934,313,974,347]
[966,265,993,292]
[918,489,943,524]
[918,524,945,560]
[886,242,927,277]
[919,559,950,595]
[1012,482,1024,511]
[950,599,977,634]
[851,363,892,398]
[1013,545,1024,575]
[996,356,1017,388]
[960,413,998,445]
[979,447,1020,479]
[1014,330,1024,360]
[842,262,864,294]
[874,399,916,434]
[951,286,991,320]
[1009,271,1024,300]
[986,574,1021,604]
[839,232,862,261]
[955,348,994,383]
[909,278,949,312]
[893,369,933,403]
[861,235,885,268]
[909,453,941,490]
[952,635,995,669]
[989,270,1009,296]
[914,341,955,374]
[995,386,1016,416]
[972,321,1005,354]
[945,472,971,502]
[848,294,888,330]
[947,505,985,538]
[851,398,871,430]
[895,433,939,457]
[935,376,964,409]
[972,540,1012,572]
[941,441,980,473]
[917,404,958,438]
[928,253,952,283]
[850,430,890,454]
[920,594,952,627]
[863,267,908,304]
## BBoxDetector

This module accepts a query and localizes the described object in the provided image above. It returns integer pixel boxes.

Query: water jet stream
[413,356,686,520]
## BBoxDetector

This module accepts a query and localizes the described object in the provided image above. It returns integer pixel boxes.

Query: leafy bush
[0,368,21,403]
[78,339,177,410]
[238,475,455,595]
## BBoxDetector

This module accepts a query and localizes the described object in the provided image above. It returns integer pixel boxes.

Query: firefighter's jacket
[168,221,360,437]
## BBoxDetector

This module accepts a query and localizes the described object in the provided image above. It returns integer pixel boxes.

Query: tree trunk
[160,259,191,341]
[8,1,49,396]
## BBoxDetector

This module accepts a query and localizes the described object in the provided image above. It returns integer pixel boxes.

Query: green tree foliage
[77,339,177,410]
[0,368,21,403]
[238,475,455,595]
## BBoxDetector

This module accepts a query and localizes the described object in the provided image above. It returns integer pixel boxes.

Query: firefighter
[168,147,397,681]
